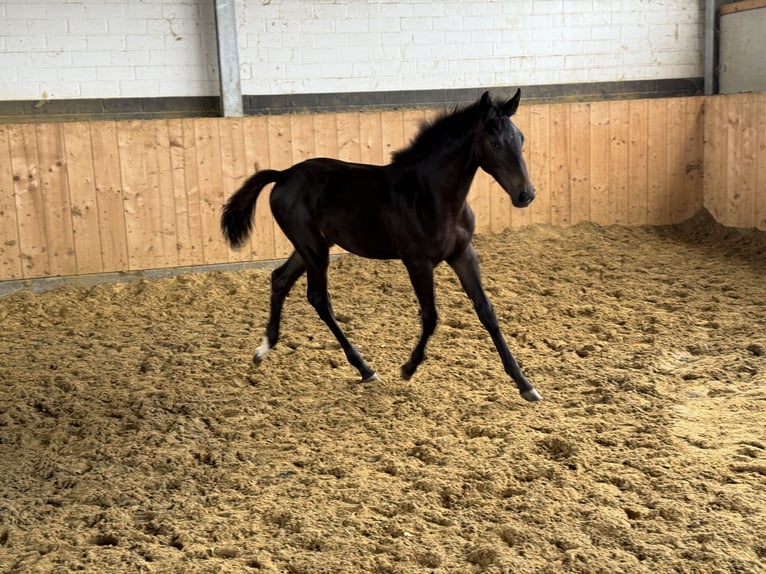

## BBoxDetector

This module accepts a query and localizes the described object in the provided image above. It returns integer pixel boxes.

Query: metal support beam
[214,0,243,117]
[704,0,718,95]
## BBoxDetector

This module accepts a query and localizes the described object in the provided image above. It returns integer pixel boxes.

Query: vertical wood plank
[401,109,427,151]
[647,99,668,225]
[736,94,756,229]
[9,124,48,278]
[608,101,630,225]
[243,115,276,260]
[168,119,197,267]
[118,121,179,271]
[313,113,339,160]
[36,123,77,276]
[756,95,766,230]
[528,105,551,225]
[193,118,228,266]
[665,99,686,224]
[290,114,316,164]
[219,118,250,263]
[703,97,727,223]
[184,118,207,266]
[0,125,23,280]
[683,97,705,222]
[90,121,128,273]
[336,112,361,163]
[151,120,179,269]
[466,102,492,233]
[117,121,152,271]
[290,114,317,164]
[267,114,294,258]
[381,110,405,163]
[469,170,492,235]
[569,103,591,225]
[359,111,384,166]
[63,122,102,275]
[549,104,571,225]
[627,100,648,225]
[504,106,528,230]
[589,102,611,225]
[725,96,744,227]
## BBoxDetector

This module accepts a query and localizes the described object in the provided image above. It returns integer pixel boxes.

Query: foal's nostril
[518,191,532,205]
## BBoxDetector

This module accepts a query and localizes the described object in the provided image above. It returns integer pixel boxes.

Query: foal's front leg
[447,243,542,402]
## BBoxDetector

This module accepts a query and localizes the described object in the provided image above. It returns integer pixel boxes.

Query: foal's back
[270,157,469,262]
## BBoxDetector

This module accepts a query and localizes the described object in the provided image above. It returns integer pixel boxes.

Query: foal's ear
[500,89,522,117]
[478,91,494,119]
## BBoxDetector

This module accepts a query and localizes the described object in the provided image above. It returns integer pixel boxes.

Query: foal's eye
[489,141,500,149]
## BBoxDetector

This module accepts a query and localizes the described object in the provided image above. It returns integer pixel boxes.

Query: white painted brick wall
[0,0,704,101]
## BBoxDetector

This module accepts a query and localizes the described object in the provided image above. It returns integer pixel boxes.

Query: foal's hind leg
[254,251,305,364]
[292,240,379,382]
[305,265,379,382]
[401,259,437,380]
[447,243,542,402]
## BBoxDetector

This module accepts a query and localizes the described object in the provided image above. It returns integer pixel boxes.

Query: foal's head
[475,90,535,208]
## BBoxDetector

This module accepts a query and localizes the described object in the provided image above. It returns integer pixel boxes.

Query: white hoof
[362,372,381,383]
[254,337,271,364]
[521,388,543,402]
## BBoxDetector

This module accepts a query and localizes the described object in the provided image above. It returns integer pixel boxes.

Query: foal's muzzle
[515,189,535,208]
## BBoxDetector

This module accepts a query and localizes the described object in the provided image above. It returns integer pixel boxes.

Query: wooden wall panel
[702,93,765,230]
[527,104,552,225]
[608,100,630,225]
[63,122,101,275]
[664,99,686,224]
[588,103,611,225]
[682,97,705,222]
[756,96,766,230]
[359,111,384,165]
[507,106,530,230]
[628,101,650,225]
[9,124,48,278]
[548,104,571,226]
[569,103,591,225]
[646,99,668,225]
[167,118,198,267]
[193,118,229,266]
[380,110,405,162]
[0,126,22,279]
[243,116,276,261]
[219,118,250,265]
[2,93,763,283]
[36,123,78,277]
[265,115,294,259]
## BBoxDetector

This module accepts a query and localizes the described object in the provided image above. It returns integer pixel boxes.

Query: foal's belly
[324,221,400,260]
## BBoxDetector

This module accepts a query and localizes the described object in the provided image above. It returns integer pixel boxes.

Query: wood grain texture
[2,94,763,282]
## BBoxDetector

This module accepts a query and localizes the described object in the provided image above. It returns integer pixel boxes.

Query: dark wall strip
[0,96,221,124]
[0,78,703,123]
[244,78,704,115]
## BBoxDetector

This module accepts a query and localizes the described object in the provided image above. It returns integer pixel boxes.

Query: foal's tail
[221,169,282,248]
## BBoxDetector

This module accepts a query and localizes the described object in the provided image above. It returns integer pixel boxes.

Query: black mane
[391,99,483,165]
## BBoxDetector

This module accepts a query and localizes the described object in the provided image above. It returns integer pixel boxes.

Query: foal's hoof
[253,337,271,365]
[521,388,543,402]
[362,372,382,383]
[400,364,416,380]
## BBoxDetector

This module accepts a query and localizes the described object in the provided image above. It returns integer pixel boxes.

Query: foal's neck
[426,132,480,204]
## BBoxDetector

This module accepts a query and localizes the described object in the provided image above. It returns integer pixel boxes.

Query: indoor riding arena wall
[0,92,764,285]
